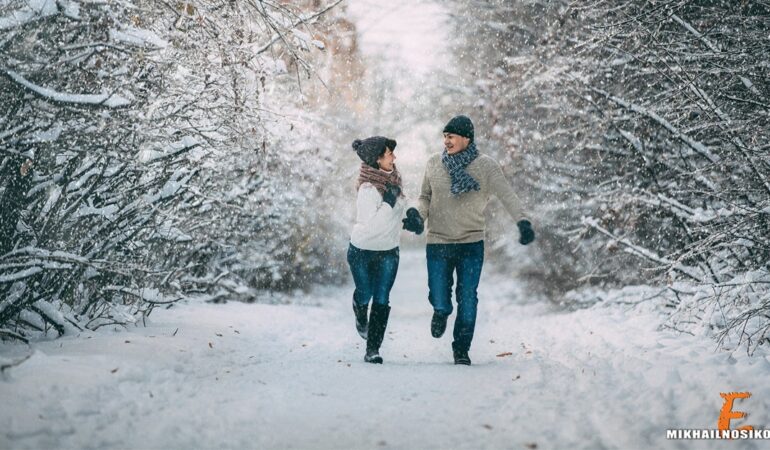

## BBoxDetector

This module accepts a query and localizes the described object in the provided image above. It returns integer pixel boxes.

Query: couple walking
[347,115,535,366]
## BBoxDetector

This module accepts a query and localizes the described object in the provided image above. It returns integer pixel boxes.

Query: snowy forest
[1,0,353,336]
[3,0,768,351]
[2,0,769,449]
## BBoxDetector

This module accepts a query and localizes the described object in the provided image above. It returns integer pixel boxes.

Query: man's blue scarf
[441,142,480,195]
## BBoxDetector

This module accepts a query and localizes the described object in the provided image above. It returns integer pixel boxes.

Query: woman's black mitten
[382,184,401,208]
[517,220,535,245]
[402,208,424,235]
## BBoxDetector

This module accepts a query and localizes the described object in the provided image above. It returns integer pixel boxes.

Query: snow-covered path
[2,250,769,450]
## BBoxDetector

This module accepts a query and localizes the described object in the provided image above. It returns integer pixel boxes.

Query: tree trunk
[0,157,32,255]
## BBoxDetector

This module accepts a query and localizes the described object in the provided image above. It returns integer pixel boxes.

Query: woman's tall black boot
[365,303,391,364]
[352,299,368,340]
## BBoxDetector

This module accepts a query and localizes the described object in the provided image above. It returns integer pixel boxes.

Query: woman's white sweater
[350,183,407,251]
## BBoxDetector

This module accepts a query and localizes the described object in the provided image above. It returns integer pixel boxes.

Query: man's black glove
[402,207,424,235]
[382,184,401,208]
[517,220,535,245]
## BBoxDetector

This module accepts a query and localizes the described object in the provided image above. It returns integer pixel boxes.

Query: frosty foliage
[454,0,770,353]
[0,0,346,341]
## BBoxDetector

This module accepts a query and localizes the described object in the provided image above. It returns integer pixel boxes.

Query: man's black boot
[365,303,391,364]
[453,349,471,365]
[431,311,448,338]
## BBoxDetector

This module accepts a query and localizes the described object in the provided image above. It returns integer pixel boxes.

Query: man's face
[443,133,470,155]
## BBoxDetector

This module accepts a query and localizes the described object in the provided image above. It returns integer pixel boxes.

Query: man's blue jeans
[347,244,400,306]
[427,241,484,352]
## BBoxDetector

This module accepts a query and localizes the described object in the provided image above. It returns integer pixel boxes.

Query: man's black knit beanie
[443,115,474,142]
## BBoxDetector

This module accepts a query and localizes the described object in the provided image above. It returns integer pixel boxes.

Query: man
[412,115,535,365]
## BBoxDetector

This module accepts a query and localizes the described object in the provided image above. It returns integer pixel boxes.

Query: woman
[348,136,424,364]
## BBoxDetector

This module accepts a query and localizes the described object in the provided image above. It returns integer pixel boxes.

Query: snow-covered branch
[4,70,131,108]
[590,87,720,164]
[0,0,58,31]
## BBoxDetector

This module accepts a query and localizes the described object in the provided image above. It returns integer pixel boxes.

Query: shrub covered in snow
[453,0,770,352]
[0,0,347,340]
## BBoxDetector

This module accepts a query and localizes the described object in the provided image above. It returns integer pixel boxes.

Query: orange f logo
[718,392,753,431]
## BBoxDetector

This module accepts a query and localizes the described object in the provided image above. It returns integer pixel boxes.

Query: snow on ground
[2,250,769,450]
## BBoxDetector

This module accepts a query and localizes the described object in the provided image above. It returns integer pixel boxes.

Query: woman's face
[377,147,395,171]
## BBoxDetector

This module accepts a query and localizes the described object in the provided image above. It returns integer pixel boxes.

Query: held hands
[382,184,401,208]
[517,220,535,245]
[402,208,424,235]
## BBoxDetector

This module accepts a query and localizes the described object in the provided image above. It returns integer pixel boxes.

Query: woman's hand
[402,208,424,235]
[382,184,401,208]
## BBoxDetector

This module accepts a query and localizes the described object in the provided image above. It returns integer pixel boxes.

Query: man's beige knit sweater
[417,152,527,244]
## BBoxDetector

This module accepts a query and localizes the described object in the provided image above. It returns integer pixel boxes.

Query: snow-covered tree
[453,0,770,351]
[0,0,347,340]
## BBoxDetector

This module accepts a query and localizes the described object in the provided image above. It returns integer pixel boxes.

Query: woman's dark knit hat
[443,115,474,142]
[352,136,397,168]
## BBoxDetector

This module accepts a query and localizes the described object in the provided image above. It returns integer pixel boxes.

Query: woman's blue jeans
[426,241,484,352]
[347,244,400,306]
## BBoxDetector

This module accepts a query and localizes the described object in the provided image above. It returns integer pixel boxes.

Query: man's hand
[517,220,535,245]
[402,208,424,235]
[382,184,401,208]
